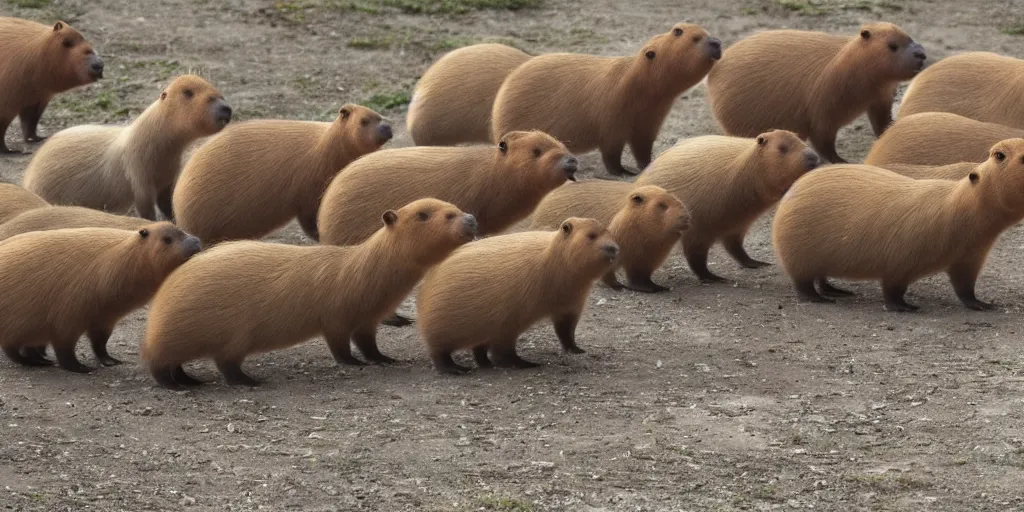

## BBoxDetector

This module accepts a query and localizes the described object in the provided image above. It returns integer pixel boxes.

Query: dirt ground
[3,0,1024,510]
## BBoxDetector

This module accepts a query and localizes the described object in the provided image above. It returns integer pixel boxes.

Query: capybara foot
[739,258,772,269]
[382,313,414,327]
[492,352,541,369]
[795,280,835,304]
[364,352,398,364]
[433,353,472,375]
[216,361,260,386]
[562,344,586,355]
[22,347,55,366]
[697,271,728,284]
[608,166,640,177]
[152,367,185,390]
[97,355,123,367]
[332,352,367,366]
[818,278,855,298]
[883,299,919,313]
[472,346,492,368]
[625,276,670,293]
[962,298,996,311]
[57,357,93,374]
[4,346,50,366]
[173,366,205,386]
[23,135,47,144]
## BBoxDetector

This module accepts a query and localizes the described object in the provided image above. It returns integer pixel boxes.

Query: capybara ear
[160,91,168,101]
[339,106,352,119]
[756,135,767,146]
[644,49,656,60]
[139,228,150,238]
[382,210,398,226]
[498,140,508,154]
[969,172,980,184]
[860,29,871,40]
[53,21,65,32]
[560,220,573,237]
[631,194,645,205]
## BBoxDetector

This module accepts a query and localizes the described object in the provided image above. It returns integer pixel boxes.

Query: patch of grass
[125,59,182,81]
[348,35,394,50]
[432,36,477,51]
[475,495,535,512]
[8,0,51,7]
[1002,20,1024,36]
[363,90,412,112]
[329,0,542,15]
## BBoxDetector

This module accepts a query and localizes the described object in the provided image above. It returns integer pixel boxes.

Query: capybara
[530,181,689,292]
[899,52,1024,129]
[772,139,1024,311]
[22,75,231,220]
[864,112,1024,166]
[408,43,531,146]
[0,182,48,224]
[417,218,619,374]
[0,206,148,242]
[635,130,820,282]
[0,223,200,372]
[0,17,103,153]
[173,104,391,244]
[879,162,977,181]
[706,23,926,164]
[140,198,476,388]
[491,23,721,176]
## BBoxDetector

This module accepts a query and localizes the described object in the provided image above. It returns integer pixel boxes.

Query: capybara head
[47,21,103,88]
[158,75,232,136]
[555,217,620,276]
[336,103,392,155]
[641,23,721,84]
[856,22,926,79]
[621,185,690,237]
[752,130,820,197]
[495,130,578,185]
[976,138,1024,212]
[136,222,202,272]
[381,198,476,266]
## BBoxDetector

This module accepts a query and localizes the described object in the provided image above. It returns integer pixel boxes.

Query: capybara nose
[462,214,478,236]
[707,38,723,61]
[217,104,233,121]
[601,243,619,259]
[377,123,393,142]
[182,236,202,257]
[561,156,578,181]
[89,55,104,79]
[804,150,821,170]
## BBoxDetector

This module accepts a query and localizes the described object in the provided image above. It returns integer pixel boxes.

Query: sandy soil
[3,0,1024,510]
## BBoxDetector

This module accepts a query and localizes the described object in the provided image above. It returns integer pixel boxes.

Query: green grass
[8,0,51,7]
[1002,21,1024,36]
[474,495,535,512]
[363,90,412,112]
[348,35,394,50]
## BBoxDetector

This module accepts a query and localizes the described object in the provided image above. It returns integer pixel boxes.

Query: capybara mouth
[707,38,723,61]
[675,218,691,233]
[182,236,202,258]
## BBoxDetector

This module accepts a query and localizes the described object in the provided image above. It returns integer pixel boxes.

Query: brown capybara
[879,162,977,181]
[772,139,1024,312]
[899,52,1024,129]
[0,223,200,372]
[635,130,820,282]
[491,23,721,176]
[417,217,619,374]
[0,206,148,242]
[22,75,232,221]
[706,23,926,164]
[864,112,1024,167]
[173,104,391,244]
[140,199,476,388]
[0,182,48,224]
[0,17,103,153]
[530,182,689,292]
[408,43,531,146]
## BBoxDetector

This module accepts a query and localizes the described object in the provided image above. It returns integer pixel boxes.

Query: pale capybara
[173,104,391,244]
[0,182,48,224]
[319,131,577,246]
[0,17,103,153]
[0,206,148,242]
[879,162,978,181]
[22,75,232,220]
[864,112,1024,166]
[899,52,1024,129]
[706,23,926,164]
[772,139,1024,311]
[417,218,619,374]
[492,23,721,176]
[530,181,689,292]
[140,199,476,388]
[635,130,820,282]
[408,43,531,146]
[0,223,200,372]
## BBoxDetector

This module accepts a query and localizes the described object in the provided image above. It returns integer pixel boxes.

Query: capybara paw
[437,364,472,375]
[797,292,835,304]
[23,135,47,143]
[334,354,367,366]
[698,273,728,284]
[60,362,94,374]
[963,299,996,311]
[625,280,670,293]
[741,259,772,269]
[367,354,399,365]
[98,355,124,367]
[382,314,415,327]
[883,301,919,313]
[563,345,586,355]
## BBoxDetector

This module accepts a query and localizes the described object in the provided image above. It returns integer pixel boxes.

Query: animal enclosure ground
[2,0,1024,510]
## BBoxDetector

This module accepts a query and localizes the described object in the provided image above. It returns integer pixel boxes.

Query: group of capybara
[2,14,1023,389]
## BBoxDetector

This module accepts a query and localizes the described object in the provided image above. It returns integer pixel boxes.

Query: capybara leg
[54,343,93,374]
[134,198,157,222]
[21,346,54,366]
[215,360,260,387]
[490,343,540,369]
[87,328,122,367]
[882,282,918,312]
[722,234,770,269]
[601,144,638,177]
[352,328,397,364]
[683,242,726,283]
[472,346,492,368]
[382,313,414,327]
[624,268,669,293]
[810,131,846,164]
[19,102,48,143]
[867,99,894,137]
[431,351,472,375]
[948,261,995,311]
[326,334,365,366]
[298,212,320,242]
[629,135,655,171]
[552,314,585,354]
[156,187,175,222]
[173,366,204,386]
[602,270,624,290]
[0,116,15,154]
[4,346,49,367]
[795,279,834,303]
[151,366,185,390]
[817,278,855,298]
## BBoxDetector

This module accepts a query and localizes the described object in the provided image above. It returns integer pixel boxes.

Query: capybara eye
[498,141,508,153]
[888,43,899,52]
[673,28,683,37]
[162,236,173,245]
[756,136,766,146]
[587,233,597,241]
[632,195,644,204]
[417,211,430,221]
[658,202,668,210]
[692,36,702,43]
[532,148,542,158]
[183,89,194,99]
[139,228,150,238]
[778,145,788,154]
[995,151,1006,162]
[360,118,370,127]
[62,38,73,48]
[445,212,456,220]
[645,50,656,60]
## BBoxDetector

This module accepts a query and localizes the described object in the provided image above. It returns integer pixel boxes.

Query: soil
[3,0,1024,510]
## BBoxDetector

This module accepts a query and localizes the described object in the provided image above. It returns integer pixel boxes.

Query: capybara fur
[140,198,476,388]
[174,104,391,245]
[636,130,820,282]
[879,162,978,181]
[772,139,1024,312]
[0,223,200,372]
[408,44,530,146]
[491,23,721,176]
[864,112,1024,166]
[0,17,103,153]
[899,52,1024,129]
[0,206,148,242]
[706,23,926,164]
[530,181,689,293]
[319,131,577,246]
[22,75,232,221]
[0,182,48,224]
[417,218,619,374]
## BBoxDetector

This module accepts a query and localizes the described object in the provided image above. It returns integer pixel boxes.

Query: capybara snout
[461,214,479,239]
[804,150,821,170]
[213,100,232,127]
[377,123,394,143]
[88,53,104,79]
[601,242,620,261]
[182,235,202,258]
[706,38,722,60]
[562,156,579,181]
